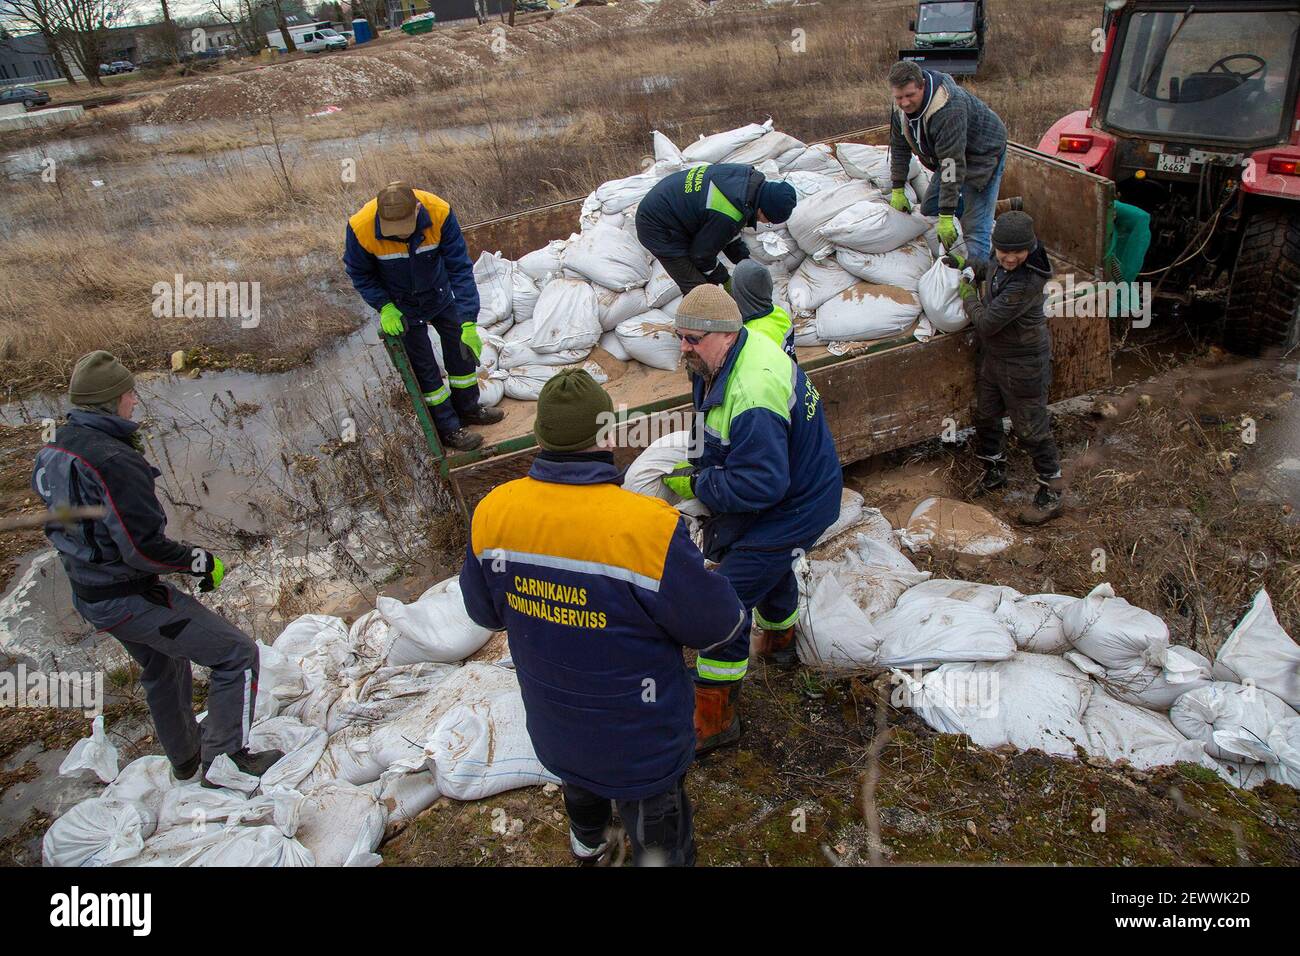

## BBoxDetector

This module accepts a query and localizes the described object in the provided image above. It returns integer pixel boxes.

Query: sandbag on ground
[1060,583,1170,670]
[294,781,387,867]
[897,497,1015,556]
[995,593,1079,655]
[1213,589,1300,709]
[874,597,1016,669]
[380,577,493,666]
[796,570,883,671]
[122,823,315,867]
[1081,690,1219,772]
[430,681,559,800]
[895,652,1093,757]
[1169,681,1299,762]
[43,796,156,867]
[896,578,1022,613]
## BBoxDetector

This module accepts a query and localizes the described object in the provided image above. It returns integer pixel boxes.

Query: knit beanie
[69,351,135,408]
[756,180,798,224]
[533,368,615,452]
[729,260,774,322]
[992,211,1037,252]
[675,284,743,334]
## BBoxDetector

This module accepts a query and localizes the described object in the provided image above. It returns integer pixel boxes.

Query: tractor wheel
[1223,205,1300,356]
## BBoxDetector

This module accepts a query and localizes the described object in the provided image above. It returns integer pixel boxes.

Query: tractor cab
[1039,1,1300,355]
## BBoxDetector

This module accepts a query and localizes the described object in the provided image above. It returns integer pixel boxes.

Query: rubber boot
[1018,478,1065,525]
[171,751,201,782]
[570,825,623,867]
[754,625,798,668]
[694,683,742,754]
[201,747,286,789]
[459,405,505,427]
[977,457,1008,494]
[440,427,484,452]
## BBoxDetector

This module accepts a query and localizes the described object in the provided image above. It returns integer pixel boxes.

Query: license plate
[1157,153,1193,174]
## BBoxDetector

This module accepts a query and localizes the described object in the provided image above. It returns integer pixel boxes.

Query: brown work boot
[995,196,1024,216]
[753,625,799,668]
[460,405,505,427]
[1017,478,1065,525]
[440,427,484,452]
[694,683,742,754]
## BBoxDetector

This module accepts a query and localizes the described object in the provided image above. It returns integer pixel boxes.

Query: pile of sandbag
[44,578,562,867]
[460,124,978,406]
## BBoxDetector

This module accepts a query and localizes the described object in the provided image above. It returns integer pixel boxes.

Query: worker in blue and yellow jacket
[662,285,842,752]
[459,368,746,866]
[636,163,798,296]
[343,181,503,452]
[729,259,796,360]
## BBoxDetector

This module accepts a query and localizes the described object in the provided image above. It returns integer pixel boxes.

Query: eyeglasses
[675,332,707,346]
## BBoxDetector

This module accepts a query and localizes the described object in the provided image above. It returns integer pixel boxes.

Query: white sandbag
[591,168,667,216]
[780,143,844,177]
[621,431,710,518]
[498,336,591,371]
[42,797,156,867]
[510,268,540,325]
[295,781,386,867]
[813,488,864,545]
[1213,589,1300,709]
[1081,690,1217,771]
[478,370,507,408]
[681,120,771,164]
[431,685,558,800]
[1096,650,1213,712]
[1169,681,1299,762]
[1263,718,1300,787]
[331,662,461,733]
[124,823,314,867]
[660,294,683,318]
[597,329,631,362]
[788,257,859,312]
[897,497,1015,556]
[250,716,328,791]
[644,260,681,309]
[875,597,1016,669]
[381,577,493,666]
[792,313,817,346]
[596,287,649,332]
[615,311,681,371]
[806,535,930,622]
[812,496,896,551]
[814,281,920,341]
[653,129,683,167]
[917,257,968,333]
[59,715,119,783]
[561,224,654,291]
[818,201,929,256]
[909,162,932,202]
[473,251,515,327]
[272,614,352,674]
[517,239,568,281]
[254,641,307,721]
[204,753,260,794]
[835,142,892,185]
[746,228,806,273]
[1060,583,1170,671]
[922,214,965,258]
[796,571,883,671]
[786,181,881,260]
[836,239,932,290]
[995,593,1079,654]
[722,129,806,166]
[896,652,1092,757]
[897,578,1022,614]
[778,169,852,201]
[368,762,441,824]
[530,278,602,353]
[102,755,177,817]
[155,785,292,834]
[504,364,558,401]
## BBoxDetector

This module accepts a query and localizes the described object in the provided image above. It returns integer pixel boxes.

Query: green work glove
[662,461,696,500]
[936,214,958,250]
[889,187,911,213]
[195,554,225,592]
[379,303,405,337]
[941,253,966,270]
[958,280,977,301]
[460,322,483,362]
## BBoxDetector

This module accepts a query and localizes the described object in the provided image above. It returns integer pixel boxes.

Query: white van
[267,25,348,53]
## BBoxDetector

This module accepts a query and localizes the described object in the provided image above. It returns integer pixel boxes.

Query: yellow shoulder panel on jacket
[471,477,681,588]
[413,190,450,247]
[349,199,411,258]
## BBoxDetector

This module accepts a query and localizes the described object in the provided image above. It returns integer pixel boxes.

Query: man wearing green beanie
[32,351,282,787]
[459,367,745,866]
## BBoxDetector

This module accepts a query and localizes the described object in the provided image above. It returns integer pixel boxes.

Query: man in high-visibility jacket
[636,163,798,296]
[661,286,842,752]
[344,181,503,451]
[459,368,746,865]
[729,259,795,359]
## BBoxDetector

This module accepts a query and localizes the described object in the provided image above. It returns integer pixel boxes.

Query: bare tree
[209,0,264,54]
[49,0,131,87]
[263,0,297,51]
[0,0,79,84]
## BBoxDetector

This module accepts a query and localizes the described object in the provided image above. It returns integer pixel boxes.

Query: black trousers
[973,350,1061,482]
[657,255,730,298]
[400,301,481,436]
[563,776,696,866]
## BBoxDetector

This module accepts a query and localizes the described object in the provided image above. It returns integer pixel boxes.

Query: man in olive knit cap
[460,368,745,866]
[32,351,282,787]
[948,209,1063,524]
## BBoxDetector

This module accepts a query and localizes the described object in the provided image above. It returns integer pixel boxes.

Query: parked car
[0,86,51,110]
[98,63,114,75]
[110,60,135,73]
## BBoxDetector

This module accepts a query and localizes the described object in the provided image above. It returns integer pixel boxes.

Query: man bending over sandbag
[947,210,1063,525]
[636,163,797,296]
[459,369,746,866]
[661,286,842,752]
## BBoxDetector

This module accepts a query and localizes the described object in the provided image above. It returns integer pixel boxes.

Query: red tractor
[1038,0,1300,355]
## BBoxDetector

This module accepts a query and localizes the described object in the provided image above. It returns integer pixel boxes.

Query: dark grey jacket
[963,241,1053,358]
[32,410,203,597]
[890,71,1008,214]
